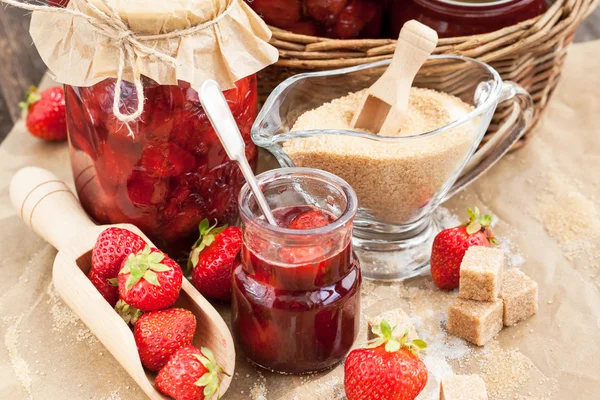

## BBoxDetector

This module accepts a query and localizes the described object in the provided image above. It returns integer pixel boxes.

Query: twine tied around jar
[1,0,236,122]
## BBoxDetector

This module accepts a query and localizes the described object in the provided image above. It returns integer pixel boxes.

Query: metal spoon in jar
[199,80,278,226]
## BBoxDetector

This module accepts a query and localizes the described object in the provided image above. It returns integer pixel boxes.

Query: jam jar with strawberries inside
[246,0,384,39]
[65,76,258,259]
[232,168,361,374]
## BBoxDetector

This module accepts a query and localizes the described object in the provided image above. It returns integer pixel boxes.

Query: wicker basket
[258,0,598,149]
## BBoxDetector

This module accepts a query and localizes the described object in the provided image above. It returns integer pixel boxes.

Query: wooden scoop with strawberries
[9,167,235,400]
[351,20,438,136]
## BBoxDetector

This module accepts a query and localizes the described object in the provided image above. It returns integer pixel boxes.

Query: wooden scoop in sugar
[351,20,438,136]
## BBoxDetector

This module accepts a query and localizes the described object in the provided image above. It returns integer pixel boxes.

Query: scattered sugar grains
[3,315,33,400]
[533,172,600,267]
[286,88,477,224]
[474,341,535,399]
[47,284,97,343]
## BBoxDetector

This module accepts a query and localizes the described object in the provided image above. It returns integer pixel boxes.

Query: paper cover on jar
[29,0,279,91]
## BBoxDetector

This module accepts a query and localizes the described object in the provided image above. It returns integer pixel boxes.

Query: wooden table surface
[0,6,598,140]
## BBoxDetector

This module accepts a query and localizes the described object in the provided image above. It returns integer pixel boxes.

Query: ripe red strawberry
[19,86,67,141]
[134,308,196,371]
[91,228,147,278]
[189,219,242,301]
[345,320,428,400]
[88,268,119,307]
[287,209,334,230]
[156,345,226,400]
[248,0,302,28]
[430,207,496,290]
[118,246,183,311]
[89,228,146,305]
[305,0,348,25]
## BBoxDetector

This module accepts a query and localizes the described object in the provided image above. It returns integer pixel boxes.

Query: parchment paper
[1,40,599,400]
[30,0,278,90]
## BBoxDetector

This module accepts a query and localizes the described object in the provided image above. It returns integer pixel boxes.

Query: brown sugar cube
[368,308,417,341]
[499,268,538,326]
[448,298,503,346]
[458,246,505,302]
[440,375,488,400]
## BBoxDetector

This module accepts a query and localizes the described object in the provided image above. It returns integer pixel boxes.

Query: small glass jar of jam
[65,76,258,259]
[390,0,548,38]
[232,168,360,374]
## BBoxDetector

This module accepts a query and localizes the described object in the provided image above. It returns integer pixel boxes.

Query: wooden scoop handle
[9,166,95,252]
[355,20,438,136]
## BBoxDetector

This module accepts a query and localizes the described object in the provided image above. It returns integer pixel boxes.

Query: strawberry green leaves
[188,219,227,271]
[367,319,427,357]
[115,299,143,325]
[464,207,498,245]
[193,347,228,399]
[119,245,171,291]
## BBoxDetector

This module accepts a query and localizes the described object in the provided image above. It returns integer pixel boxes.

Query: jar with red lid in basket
[390,0,548,38]
[28,0,278,258]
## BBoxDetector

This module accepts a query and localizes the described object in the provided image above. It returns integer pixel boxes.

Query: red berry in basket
[306,0,348,25]
[430,207,497,290]
[189,219,242,301]
[134,308,196,371]
[286,20,320,36]
[287,209,334,230]
[249,0,302,28]
[19,86,67,141]
[344,320,428,400]
[331,0,376,39]
[88,268,119,307]
[89,228,146,304]
[118,246,183,312]
[156,345,226,400]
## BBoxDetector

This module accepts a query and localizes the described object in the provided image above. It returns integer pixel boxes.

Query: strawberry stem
[119,245,171,291]
[464,207,496,245]
[366,319,427,357]
[193,347,225,399]
[187,219,227,272]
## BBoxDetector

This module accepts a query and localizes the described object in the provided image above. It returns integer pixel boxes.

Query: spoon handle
[199,80,277,225]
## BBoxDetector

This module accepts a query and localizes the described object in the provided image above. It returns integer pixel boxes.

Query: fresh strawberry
[89,228,146,305]
[88,268,119,306]
[305,0,348,25]
[430,207,496,290]
[189,219,242,301]
[20,86,67,141]
[118,245,183,311]
[248,0,302,28]
[91,227,147,278]
[287,209,334,230]
[156,345,226,400]
[134,308,196,371]
[344,320,428,400]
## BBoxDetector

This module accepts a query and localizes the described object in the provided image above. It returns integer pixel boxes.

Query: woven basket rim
[268,0,598,66]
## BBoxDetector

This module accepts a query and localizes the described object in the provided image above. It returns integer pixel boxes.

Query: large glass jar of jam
[233,168,361,374]
[390,0,548,38]
[65,76,258,259]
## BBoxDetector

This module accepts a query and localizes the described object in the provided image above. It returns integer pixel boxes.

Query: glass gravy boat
[252,55,533,280]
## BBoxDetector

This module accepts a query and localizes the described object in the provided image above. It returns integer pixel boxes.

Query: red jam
[390,0,548,38]
[65,76,258,260]
[232,206,361,374]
